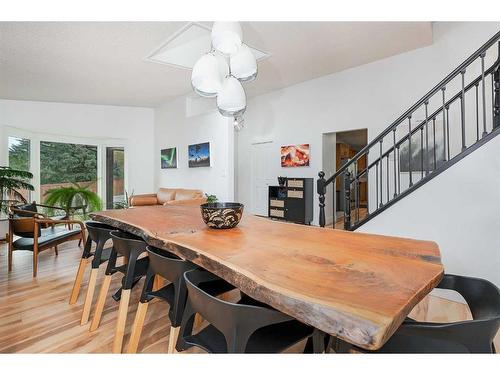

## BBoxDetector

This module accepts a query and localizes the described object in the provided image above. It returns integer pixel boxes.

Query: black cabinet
[268,178,313,225]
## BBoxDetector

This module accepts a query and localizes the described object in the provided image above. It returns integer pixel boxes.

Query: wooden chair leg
[168,326,180,354]
[54,245,58,256]
[69,258,90,305]
[126,302,149,353]
[89,274,112,332]
[33,247,38,278]
[112,289,131,354]
[33,222,39,278]
[80,268,99,325]
[7,235,13,272]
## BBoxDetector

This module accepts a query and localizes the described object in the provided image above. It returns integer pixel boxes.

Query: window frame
[2,126,128,209]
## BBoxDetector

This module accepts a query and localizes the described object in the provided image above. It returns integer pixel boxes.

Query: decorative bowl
[200,202,244,229]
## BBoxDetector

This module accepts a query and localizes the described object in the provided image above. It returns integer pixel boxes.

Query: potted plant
[0,166,35,240]
[44,182,102,219]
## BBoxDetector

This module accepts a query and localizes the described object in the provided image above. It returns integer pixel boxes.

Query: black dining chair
[88,230,149,353]
[176,269,319,353]
[71,221,116,325]
[127,245,236,353]
[331,274,500,354]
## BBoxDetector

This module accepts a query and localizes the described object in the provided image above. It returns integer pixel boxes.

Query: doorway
[250,141,275,216]
[335,129,368,227]
[322,129,368,228]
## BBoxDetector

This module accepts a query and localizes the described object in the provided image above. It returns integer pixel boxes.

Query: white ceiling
[0,22,433,108]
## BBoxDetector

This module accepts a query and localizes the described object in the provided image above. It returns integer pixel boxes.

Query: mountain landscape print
[188,142,210,168]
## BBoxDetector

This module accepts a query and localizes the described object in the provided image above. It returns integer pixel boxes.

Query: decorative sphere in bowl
[200,202,244,229]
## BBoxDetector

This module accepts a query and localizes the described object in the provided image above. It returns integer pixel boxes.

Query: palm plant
[0,166,34,215]
[44,182,102,218]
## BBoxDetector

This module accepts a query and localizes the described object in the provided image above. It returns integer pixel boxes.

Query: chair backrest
[146,246,196,283]
[437,274,500,321]
[9,215,39,238]
[109,230,146,258]
[85,221,116,245]
[379,274,500,353]
[12,202,38,217]
[183,270,292,343]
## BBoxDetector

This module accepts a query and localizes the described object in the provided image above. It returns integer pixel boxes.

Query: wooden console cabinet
[268,178,313,225]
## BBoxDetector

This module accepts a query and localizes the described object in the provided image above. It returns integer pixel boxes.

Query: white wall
[154,96,234,201]
[0,99,155,196]
[359,133,500,288]
[236,22,500,224]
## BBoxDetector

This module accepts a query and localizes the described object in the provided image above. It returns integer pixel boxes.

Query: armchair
[8,210,86,277]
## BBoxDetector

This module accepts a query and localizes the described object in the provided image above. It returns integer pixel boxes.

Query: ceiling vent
[145,22,269,70]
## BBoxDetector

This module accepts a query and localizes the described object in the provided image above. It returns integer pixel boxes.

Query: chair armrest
[35,203,67,211]
[129,194,158,206]
[164,198,207,206]
[35,218,86,229]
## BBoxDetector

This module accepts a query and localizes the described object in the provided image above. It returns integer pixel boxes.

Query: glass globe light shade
[211,22,242,55]
[217,76,247,117]
[230,44,257,82]
[191,53,228,97]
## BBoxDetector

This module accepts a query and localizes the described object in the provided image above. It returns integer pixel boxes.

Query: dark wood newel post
[317,171,326,228]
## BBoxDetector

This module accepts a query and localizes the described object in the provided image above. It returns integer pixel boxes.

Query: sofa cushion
[13,226,82,251]
[157,188,176,204]
[15,202,38,217]
[175,189,203,201]
[130,195,158,206]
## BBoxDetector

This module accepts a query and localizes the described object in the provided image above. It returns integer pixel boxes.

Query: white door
[251,142,275,216]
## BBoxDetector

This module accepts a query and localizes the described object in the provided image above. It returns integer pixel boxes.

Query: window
[39,141,98,200]
[8,136,31,202]
[106,147,125,209]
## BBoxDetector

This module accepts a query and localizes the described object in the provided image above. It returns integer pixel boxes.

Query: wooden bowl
[200,202,244,229]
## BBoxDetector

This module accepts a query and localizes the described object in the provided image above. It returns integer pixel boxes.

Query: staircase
[317,31,500,230]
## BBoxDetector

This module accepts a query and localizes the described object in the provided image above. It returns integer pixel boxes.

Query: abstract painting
[188,142,211,168]
[281,144,310,167]
[161,147,177,169]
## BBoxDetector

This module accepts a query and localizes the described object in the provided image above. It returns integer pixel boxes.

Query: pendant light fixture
[191,52,229,97]
[217,76,246,117]
[230,44,257,82]
[211,22,242,55]
[191,22,257,130]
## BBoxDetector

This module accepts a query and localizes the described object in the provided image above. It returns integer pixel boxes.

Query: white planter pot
[0,219,8,241]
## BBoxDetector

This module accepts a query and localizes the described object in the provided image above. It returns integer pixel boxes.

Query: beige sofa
[129,188,206,207]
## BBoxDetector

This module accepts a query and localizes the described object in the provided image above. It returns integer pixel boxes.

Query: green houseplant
[44,182,102,219]
[0,166,34,215]
[204,193,218,204]
[0,166,34,240]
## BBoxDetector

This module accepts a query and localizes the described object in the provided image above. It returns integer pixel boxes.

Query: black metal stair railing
[318,31,500,230]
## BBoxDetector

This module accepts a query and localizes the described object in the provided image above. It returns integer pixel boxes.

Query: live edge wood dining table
[91,204,444,351]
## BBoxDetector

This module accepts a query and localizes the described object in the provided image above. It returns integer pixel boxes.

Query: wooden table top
[91,205,444,350]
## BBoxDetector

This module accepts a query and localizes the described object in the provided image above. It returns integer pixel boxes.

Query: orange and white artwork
[280,144,310,167]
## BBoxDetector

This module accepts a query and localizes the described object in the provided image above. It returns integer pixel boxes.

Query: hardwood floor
[0,240,189,353]
[333,208,368,229]
[0,239,498,353]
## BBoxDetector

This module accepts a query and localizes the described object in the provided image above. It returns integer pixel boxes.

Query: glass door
[106,147,125,209]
